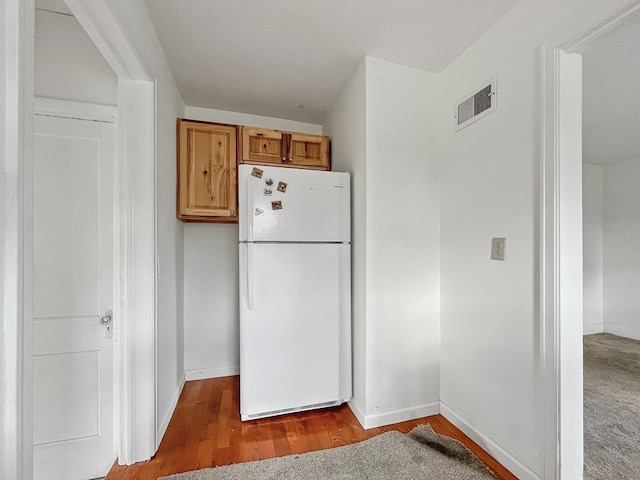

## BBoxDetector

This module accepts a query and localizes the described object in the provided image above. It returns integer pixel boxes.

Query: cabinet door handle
[281,133,292,164]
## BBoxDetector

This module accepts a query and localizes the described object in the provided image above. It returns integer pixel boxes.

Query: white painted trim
[62,0,159,467]
[1,1,34,479]
[540,44,560,480]
[156,374,185,450]
[541,44,585,480]
[34,97,117,123]
[556,49,585,480]
[440,403,539,480]
[64,0,148,81]
[351,402,440,430]
[604,323,640,341]
[117,80,157,465]
[564,1,640,55]
[153,77,160,455]
[185,366,240,381]
[583,324,604,335]
[347,399,366,428]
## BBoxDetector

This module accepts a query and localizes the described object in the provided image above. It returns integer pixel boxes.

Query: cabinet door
[241,127,284,165]
[240,127,330,170]
[289,133,330,169]
[178,120,237,222]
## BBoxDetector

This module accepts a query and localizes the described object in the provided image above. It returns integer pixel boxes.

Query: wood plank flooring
[106,376,517,480]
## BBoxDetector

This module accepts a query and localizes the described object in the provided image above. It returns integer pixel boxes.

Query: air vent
[454,77,497,131]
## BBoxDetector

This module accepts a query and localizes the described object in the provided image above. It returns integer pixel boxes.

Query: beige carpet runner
[159,424,496,480]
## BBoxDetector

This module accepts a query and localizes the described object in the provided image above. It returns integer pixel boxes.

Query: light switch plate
[491,237,506,261]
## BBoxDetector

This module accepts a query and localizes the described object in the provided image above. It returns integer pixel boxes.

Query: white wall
[364,57,440,422]
[323,61,367,418]
[103,0,186,445]
[182,105,322,381]
[583,163,604,334]
[437,1,629,478]
[34,9,117,105]
[325,57,440,429]
[603,157,640,341]
[583,158,640,341]
[185,107,323,135]
[155,78,186,442]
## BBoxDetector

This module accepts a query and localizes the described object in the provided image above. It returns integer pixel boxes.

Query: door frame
[63,0,158,466]
[0,0,158,478]
[540,1,640,478]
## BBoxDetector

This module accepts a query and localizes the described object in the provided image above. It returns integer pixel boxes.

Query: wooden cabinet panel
[177,121,331,222]
[242,127,284,164]
[289,133,329,168]
[177,120,237,223]
[240,126,330,170]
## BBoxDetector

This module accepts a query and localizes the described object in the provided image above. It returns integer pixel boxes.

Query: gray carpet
[159,424,496,480]
[584,333,640,479]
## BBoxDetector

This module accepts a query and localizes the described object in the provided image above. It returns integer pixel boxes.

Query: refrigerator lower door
[239,242,351,420]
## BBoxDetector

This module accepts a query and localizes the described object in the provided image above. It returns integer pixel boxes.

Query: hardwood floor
[106,376,517,479]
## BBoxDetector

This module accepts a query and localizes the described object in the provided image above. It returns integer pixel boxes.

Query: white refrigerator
[238,164,351,421]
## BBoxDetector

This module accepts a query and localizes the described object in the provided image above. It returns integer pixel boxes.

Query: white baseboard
[156,374,186,449]
[604,323,640,341]
[440,402,540,480]
[583,323,604,335]
[185,365,240,381]
[349,400,440,430]
[348,399,366,427]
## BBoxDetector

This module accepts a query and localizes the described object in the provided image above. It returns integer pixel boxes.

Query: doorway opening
[32,2,119,478]
[541,1,640,478]
[27,0,159,477]
[580,10,640,479]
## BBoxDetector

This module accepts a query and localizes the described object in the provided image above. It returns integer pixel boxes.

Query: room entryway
[32,112,116,480]
[580,9,640,478]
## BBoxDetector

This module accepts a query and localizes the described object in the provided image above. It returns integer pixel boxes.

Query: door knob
[100,310,113,339]
[99,310,113,326]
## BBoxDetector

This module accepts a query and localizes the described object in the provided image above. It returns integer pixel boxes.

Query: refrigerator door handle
[247,243,255,310]
[247,175,254,241]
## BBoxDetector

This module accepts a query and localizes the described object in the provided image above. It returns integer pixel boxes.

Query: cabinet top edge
[177,118,239,130]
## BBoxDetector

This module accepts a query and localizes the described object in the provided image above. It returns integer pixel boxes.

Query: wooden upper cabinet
[177,119,238,223]
[240,126,330,170]
[288,133,330,169]
[241,127,284,164]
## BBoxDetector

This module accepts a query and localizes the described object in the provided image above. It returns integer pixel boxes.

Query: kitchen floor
[105,376,516,480]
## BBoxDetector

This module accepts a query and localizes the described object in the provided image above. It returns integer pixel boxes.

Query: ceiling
[37,0,640,163]
[583,13,640,165]
[143,0,521,124]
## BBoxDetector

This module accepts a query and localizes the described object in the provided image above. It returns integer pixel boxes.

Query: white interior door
[33,113,115,480]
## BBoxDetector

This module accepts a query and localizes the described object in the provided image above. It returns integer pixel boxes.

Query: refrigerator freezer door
[239,164,350,242]
[239,242,351,419]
